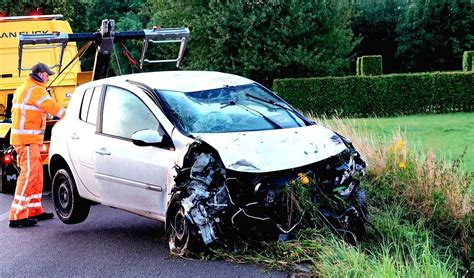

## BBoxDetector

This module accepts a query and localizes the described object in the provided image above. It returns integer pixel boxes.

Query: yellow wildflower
[290,251,299,258]
[389,138,407,153]
[298,173,310,185]
[398,161,406,169]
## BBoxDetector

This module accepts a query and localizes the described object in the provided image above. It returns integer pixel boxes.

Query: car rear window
[79,86,101,125]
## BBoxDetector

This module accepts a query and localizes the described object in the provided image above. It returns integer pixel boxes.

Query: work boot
[9,218,37,228]
[30,212,54,221]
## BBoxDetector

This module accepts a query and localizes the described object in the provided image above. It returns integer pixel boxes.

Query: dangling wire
[113,43,122,76]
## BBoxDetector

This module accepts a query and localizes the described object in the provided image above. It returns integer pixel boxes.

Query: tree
[396,0,474,72]
[351,1,403,73]
[111,12,145,75]
[143,0,358,86]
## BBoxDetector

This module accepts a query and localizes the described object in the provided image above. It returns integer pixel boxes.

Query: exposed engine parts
[168,138,368,254]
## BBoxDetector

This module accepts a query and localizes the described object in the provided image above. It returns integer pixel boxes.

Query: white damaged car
[49,71,368,254]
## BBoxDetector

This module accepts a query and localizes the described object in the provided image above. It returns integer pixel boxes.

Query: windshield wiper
[220,99,282,129]
[245,93,306,126]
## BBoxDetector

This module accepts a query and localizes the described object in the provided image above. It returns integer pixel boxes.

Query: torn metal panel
[178,152,229,246]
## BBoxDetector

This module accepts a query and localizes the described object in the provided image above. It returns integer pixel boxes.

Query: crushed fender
[168,138,368,254]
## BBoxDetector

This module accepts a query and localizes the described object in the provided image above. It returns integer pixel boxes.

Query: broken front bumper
[169,139,368,251]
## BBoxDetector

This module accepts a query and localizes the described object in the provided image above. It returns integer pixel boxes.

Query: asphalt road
[0,192,286,277]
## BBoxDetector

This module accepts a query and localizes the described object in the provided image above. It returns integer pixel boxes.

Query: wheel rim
[58,180,70,210]
[169,208,189,253]
[175,210,186,241]
[53,172,73,217]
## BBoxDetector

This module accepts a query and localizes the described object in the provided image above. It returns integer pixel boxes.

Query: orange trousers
[9,144,45,221]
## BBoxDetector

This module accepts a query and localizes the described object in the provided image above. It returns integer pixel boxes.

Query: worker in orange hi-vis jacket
[8,62,66,228]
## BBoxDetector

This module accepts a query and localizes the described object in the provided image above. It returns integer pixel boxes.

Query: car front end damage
[167,132,368,255]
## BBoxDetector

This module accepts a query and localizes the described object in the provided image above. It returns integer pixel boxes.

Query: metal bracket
[17,33,69,76]
[139,27,190,69]
[92,19,115,80]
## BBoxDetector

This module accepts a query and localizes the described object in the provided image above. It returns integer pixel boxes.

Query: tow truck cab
[0,15,90,193]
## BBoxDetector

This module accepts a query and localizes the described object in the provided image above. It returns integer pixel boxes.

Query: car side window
[87,87,101,125]
[79,87,101,125]
[79,88,93,122]
[101,86,159,139]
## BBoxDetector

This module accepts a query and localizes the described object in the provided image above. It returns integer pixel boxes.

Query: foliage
[318,116,473,271]
[0,0,54,16]
[356,55,382,76]
[351,0,402,73]
[142,0,358,86]
[215,222,460,277]
[3,0,474,76]
[396,0,474,73]
[273,71,474,117]
[463,50,474,72]
[111,12,145,75]
[352,1,474,74]
[77,0,146,71]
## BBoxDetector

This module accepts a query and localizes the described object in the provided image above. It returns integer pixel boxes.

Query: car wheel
[348,189,368,240]
[167,202,201,256]
[52,168,90,224]
[353,189,368,221]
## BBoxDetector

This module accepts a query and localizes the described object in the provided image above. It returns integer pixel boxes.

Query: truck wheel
[167,202,202,256]
[52,168,90,224]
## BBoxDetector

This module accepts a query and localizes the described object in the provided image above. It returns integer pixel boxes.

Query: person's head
[31,62,54,83]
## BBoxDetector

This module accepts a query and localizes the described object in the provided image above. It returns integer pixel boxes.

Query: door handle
[95,147,111,156]
[70,132,80,140]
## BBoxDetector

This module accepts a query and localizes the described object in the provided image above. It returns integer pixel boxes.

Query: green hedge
[463,51,473,72]
[356,57,362,76]
[273,72,474,117]
[356,55,383,76]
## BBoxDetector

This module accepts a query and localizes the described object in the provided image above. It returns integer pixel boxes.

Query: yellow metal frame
[0,15,82,166]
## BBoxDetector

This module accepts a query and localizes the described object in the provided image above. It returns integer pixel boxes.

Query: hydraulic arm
[18,19,189,80]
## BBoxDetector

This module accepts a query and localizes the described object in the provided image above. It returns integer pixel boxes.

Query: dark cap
[31,62,55,76]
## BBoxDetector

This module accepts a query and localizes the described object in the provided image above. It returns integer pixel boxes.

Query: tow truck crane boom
[18,19,190,81]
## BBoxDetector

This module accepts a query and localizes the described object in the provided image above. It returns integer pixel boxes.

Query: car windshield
[157,83,307,133]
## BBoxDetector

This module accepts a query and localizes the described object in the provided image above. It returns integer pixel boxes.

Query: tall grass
[314,235,458,277]
[215,214,459,277]
[315,115,473,269]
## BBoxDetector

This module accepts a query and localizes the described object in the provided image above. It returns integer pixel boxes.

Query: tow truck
[0,14,189,193]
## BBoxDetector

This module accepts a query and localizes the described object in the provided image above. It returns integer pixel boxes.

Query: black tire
[52,168,90,224]
[353,189,368,221]
[167,201,202,256]
[347,189,368,240]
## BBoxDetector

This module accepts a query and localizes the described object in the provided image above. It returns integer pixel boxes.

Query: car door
[94,85,174,218]
[66,86,102,197]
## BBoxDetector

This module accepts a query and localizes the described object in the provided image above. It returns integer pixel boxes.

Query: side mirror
[131,129,173,149]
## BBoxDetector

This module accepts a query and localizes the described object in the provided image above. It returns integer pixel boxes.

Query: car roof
[78,71,254,92]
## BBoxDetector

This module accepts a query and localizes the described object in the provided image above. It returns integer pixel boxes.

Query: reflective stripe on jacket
[10,76,66,145]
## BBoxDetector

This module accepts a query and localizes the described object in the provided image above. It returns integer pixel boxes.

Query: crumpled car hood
[194,124,348,173]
